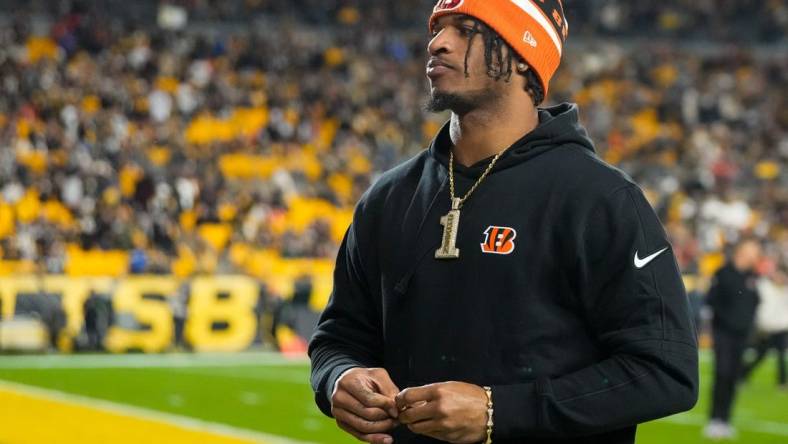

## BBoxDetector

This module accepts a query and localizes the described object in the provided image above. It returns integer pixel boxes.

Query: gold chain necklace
[435,149,505,259]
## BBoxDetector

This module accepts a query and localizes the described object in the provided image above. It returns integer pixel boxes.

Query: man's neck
[448,101,539,167]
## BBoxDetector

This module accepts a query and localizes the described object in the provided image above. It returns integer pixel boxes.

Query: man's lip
[427,59,455,70]
[426,64,453,78]
[426,59,455,78]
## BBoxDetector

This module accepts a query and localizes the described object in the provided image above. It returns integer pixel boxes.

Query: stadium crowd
[0,1,785,291]
[19,0,783,42]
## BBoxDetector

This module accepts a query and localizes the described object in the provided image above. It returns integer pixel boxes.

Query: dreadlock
[461,18,545,106]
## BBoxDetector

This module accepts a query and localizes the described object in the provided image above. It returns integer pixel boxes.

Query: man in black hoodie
[309,1,699,443]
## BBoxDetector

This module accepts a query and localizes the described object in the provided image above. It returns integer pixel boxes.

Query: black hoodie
[309,103,699,443]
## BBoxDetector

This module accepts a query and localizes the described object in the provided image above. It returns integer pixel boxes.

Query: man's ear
[516,61,529,73]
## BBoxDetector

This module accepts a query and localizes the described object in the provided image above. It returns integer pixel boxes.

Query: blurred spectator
[82,290,113,351]
[704,239,763,439]
[741,267,788,389]
[170,282,189,350]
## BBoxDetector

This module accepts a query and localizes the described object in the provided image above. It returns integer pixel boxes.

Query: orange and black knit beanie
[429,0,568,97]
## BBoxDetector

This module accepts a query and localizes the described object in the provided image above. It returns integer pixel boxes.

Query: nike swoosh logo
[634,247,669,269]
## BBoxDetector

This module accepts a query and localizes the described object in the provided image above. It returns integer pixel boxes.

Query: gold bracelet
[482,386,493,444]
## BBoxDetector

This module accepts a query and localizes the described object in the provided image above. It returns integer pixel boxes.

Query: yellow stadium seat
[316,119,339,151]
[16,149,48,174]
[41,200,74,228]
[15,189,41,223]
[219,153,279,179]
[119,165,142,198]
[179,210,197,232]
[231,107,268,137]
[324,47,345,67]
[328,173,353,202]
[0,260,36,276]
[329,209,353,242]
[147,146,171,167]
[337,6,361,25]
[197,223,233,251]
[699,252,726,278]
[64,246,130,277]
[171,245,197,278]
[218,203,238,222]
[228,242,252,267]
[25,36,59,63]
[348,152,372,175]
[16,118,31,139]
[155,76,180,93]
[0,202,14,239]
[185,107,268,145]
[754,160,780,180]
[81,95,101,115]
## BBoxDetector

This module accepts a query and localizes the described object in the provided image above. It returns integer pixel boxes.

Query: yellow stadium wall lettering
[185,276,257,352]
[0,273,338,353]
[105,277,179,353]
[0,276,143,351]
[0,277,41,321]
[0,279,19,320]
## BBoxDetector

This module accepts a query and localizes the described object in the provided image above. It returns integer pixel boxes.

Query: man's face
[737,241,762,271]
[425,14,511,113]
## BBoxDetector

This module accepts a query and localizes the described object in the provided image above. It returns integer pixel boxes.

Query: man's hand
[331,368,400,444]
[395,382,488,444]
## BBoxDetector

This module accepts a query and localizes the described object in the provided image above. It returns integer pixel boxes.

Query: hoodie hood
[429,102,595,178]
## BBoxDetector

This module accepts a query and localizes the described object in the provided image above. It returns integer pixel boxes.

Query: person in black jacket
[309,1,699,443]
[703,238,762,440]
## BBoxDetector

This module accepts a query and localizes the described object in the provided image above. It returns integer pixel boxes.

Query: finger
[398,400,437,425]
[333,406,398,435]
[333,390,391,421]
[407,419,443,436]
[348,383,397,414]
[395,385,436,410]
[369,370,401,418]
[337,420,394,444]
[370,368,401,398]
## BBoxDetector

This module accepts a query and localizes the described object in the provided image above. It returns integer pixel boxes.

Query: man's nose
[427,29,453,56]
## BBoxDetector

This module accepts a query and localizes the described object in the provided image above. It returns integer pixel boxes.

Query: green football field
[0,352,785,443]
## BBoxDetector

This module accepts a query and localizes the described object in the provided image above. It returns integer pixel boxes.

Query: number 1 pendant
[435,198,461,259]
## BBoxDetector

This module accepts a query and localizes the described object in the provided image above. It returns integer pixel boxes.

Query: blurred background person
[704,238,763,440]
[740,266,788,390]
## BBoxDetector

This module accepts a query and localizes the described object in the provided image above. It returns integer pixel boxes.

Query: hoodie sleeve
[308,213,383,417]
[490,184,699,439]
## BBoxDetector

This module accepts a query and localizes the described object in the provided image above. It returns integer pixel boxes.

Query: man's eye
[458,26,474,36]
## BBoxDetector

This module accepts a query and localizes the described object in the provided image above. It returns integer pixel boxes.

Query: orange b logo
[481,226,517,255]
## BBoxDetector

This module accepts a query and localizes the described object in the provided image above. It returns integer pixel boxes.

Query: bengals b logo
[434,0,464,12]
[481,226,517,255]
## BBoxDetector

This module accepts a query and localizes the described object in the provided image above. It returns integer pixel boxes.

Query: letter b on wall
[185,276,258,352]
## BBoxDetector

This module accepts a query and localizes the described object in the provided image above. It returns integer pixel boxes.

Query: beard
[425,86,502,115]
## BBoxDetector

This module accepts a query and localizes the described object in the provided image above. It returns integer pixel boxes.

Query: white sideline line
[661,412,788,437]
[0,379,315,444]
[0,352,310,369]
[171,367,310,385]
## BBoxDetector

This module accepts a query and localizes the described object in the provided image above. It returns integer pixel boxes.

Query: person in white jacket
[740,267,788,389]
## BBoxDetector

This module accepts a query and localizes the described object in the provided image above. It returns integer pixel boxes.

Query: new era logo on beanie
[429,0,568,97]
